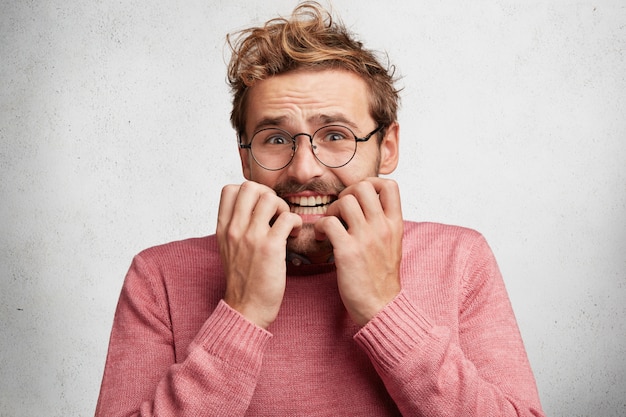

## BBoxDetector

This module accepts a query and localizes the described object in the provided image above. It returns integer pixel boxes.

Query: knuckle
[240,180,254,191]
[345,195,361,211]
[258,191,276,204]
[386,179,399,192]
[221,183,239,197]
[224,225,241,242]
[353,181,372,195]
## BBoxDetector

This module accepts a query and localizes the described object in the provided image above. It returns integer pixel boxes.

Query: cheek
[248,166,281,187]
[335,151,381,183]
[333,165,376,186]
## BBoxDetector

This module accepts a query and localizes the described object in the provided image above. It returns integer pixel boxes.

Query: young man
[96,3,544,416]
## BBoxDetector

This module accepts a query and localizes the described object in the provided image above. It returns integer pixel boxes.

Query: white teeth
[287,195,333,215]
[289,195,332,207]
[291,205,329,215]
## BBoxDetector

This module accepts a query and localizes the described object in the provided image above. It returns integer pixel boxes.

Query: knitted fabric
[96,222,544,416]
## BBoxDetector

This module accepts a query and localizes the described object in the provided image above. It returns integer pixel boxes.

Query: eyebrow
[252,116,288,133]
[310,113,359,130]
[251,113,359,133]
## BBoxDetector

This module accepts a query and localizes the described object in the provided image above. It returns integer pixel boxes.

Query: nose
[284,135,325,182]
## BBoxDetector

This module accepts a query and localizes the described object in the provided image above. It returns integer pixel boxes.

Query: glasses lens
[312,125,357,168]
[250,128,294,170]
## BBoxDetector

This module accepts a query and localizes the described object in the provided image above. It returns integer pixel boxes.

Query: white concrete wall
[1,1,624,415]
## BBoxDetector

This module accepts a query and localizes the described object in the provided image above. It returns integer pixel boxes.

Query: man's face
[239,69,399,258]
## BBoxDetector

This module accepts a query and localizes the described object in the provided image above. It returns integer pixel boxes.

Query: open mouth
[286,195,336,215]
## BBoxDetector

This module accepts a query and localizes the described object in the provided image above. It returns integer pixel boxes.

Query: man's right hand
[216,181,302,329]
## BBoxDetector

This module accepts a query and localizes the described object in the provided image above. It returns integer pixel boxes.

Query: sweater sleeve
[95,253,272,417]
[354,234,545,417]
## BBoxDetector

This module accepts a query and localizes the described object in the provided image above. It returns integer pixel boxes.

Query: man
[96,2,544,416]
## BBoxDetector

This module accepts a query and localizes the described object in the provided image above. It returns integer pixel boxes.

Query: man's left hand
[314,177,403,326]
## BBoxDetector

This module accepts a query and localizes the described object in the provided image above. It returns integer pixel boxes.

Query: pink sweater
[96,222,544,416]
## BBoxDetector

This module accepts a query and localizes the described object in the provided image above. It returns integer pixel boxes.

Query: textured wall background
[1,1,625,416]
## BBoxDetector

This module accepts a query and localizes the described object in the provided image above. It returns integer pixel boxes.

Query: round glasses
[239,124,383,171]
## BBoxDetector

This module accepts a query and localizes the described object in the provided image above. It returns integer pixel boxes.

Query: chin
[286,225,333,258]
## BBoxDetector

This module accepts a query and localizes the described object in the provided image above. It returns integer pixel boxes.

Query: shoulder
[402,221,487,250]
[118,235,224,348]
[124,234,223,300]
[136,235,218,262]
[401,221,497,273]
[128,235,221,281]
[399,222,503,307]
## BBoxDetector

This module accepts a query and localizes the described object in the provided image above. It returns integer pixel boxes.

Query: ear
[239,144,253,180]
[378,122,400,175]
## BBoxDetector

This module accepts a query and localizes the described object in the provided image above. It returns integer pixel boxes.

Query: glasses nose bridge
[287,131,321,168]
[291,132,314,145]
[290,132,316,152]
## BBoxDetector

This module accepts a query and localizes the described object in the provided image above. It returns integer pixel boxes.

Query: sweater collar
[286,252,336,276]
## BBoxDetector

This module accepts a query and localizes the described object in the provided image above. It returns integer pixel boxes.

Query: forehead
[245,69,371,133]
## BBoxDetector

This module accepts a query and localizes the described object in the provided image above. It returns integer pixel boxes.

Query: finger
[314,215,349,245]
[325,194,365,230]
[270,211,303,239]
[366,178,402,220]
[337,180,384,221]
[340,178,402,220]
[250,192,292,229]
[217,184,240,230]
[231,181,276,225]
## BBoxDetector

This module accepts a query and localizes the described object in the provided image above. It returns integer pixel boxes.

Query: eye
[319,126,351,142]
[259,130,291,146]
[266,135,288,145]
[327,132,346,142]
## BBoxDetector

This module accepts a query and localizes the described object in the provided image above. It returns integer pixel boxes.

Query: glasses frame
[239,124,383,171]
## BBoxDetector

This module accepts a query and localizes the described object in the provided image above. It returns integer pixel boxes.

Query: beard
[286,224,334,260]
[273,178,345,261]
[271,152,382,262]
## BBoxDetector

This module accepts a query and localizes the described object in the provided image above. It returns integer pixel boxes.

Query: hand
[314,178,403,326]
[216,181,302,329]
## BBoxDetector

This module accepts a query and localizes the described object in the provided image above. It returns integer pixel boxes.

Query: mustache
[273,178,345,197]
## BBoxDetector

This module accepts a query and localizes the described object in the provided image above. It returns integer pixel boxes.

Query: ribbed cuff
[191,300,273,374]
[354,291,433,373]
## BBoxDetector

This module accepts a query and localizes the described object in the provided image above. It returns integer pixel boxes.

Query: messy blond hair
[227,1,400,140]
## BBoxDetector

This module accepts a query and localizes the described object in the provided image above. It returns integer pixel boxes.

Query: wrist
[223,298,277,330]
